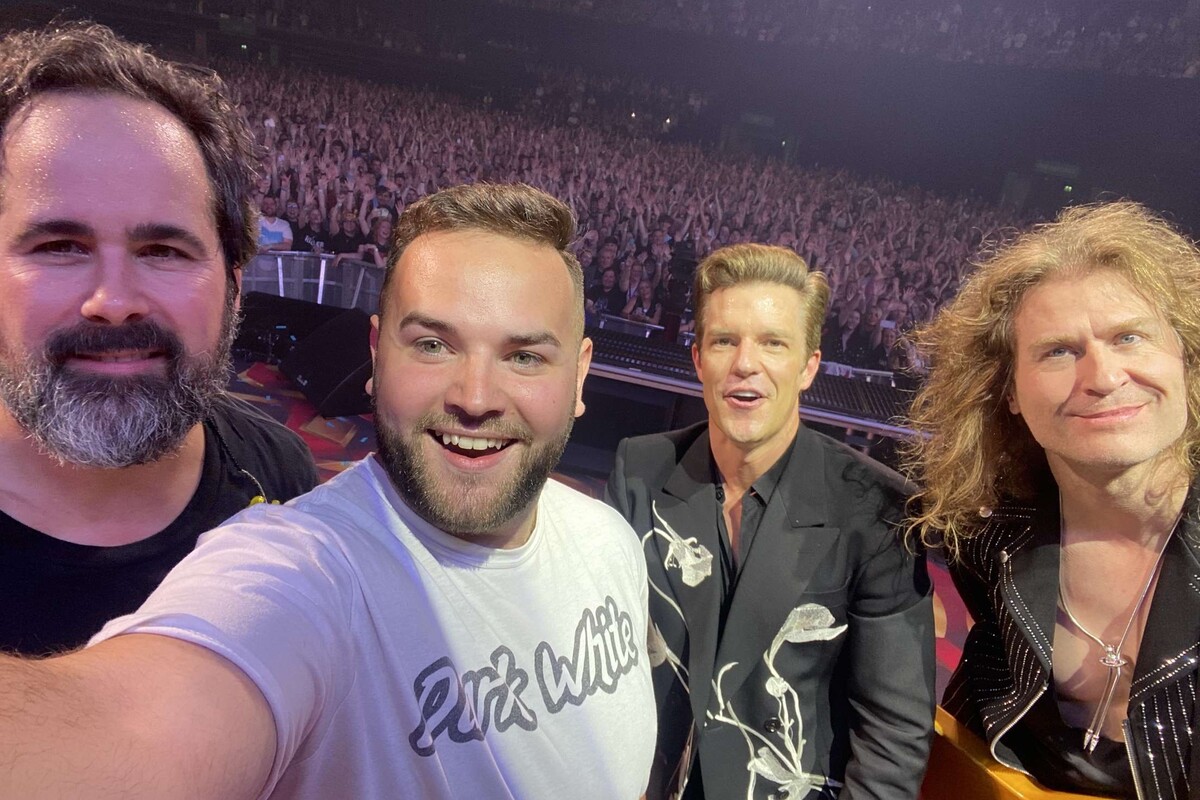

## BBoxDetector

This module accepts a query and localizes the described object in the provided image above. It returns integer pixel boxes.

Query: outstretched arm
[0,633,275,800]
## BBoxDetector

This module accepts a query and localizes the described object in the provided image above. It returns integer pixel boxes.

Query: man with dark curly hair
[0,23,317,657]
[907,200,1200,798]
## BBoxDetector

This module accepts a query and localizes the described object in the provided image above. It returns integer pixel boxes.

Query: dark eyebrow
[128,223,211,255]
[10,219,92,249]
[10,219,211,256]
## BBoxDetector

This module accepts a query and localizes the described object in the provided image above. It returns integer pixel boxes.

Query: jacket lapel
[709,427,840,709]
[996,496,1060,677]
[1132,491,1200,700]
[651,429,726,727]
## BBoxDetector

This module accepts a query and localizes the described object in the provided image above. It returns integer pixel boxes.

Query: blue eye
[511,351,545,368]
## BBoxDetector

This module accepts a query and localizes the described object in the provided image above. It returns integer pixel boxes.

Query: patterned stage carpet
[230,360,968,695]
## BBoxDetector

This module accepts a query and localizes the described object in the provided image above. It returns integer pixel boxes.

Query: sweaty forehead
[0,92,220,259]
[1,92,212,207]
[5,91,204,169]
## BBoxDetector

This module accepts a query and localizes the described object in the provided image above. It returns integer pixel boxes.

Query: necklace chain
[1057,498,1178,752]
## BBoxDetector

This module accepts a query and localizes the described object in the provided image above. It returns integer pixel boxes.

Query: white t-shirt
[259,216,293,248]
[92,457,655,799]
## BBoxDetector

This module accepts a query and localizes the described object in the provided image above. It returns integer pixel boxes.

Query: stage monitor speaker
[235,292,345,364]
[280,308,373,418]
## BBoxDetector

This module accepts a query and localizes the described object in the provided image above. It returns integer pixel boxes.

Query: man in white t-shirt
[257,195,293,252]
[0,183,656,799]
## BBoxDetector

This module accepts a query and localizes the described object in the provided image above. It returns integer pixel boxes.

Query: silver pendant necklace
[1057,500,1178,753]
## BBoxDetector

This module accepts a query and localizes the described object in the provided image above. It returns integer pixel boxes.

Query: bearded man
[0,23,316,657]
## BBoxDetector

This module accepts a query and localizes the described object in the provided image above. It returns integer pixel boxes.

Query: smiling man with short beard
[368,215,585,548]
[376,406,570,539]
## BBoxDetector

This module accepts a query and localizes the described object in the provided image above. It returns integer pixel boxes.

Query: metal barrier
[239,257,901,391]
[596,313,665,339]
[242,252,386,314]
[819,360,897,386]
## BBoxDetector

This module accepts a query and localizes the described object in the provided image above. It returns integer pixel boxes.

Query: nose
[78,251,150,326]
[444,354,504,421]
[731,340,762,377]
[1079,345,1127,395]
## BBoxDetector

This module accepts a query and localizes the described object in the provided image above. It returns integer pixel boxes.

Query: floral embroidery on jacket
[651,502,713,587]
[708,603,848,799]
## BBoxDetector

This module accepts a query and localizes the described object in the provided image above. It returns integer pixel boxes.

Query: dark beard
[374,406,573,540]
[0,290,238,468]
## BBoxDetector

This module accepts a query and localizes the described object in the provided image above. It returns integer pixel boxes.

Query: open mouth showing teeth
[729,391,761,401]
[434,431,514,457]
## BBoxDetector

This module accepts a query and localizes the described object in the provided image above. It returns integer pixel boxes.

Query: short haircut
[905,200,1200,556]
[0,22,257,277]
[692,243,830,356]
[381,183,585,334]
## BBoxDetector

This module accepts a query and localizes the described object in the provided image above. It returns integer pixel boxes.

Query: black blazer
[944,484,1200,799]
[606,422,935,800]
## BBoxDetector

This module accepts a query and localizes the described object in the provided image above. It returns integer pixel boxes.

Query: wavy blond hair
[905,201,1200,557]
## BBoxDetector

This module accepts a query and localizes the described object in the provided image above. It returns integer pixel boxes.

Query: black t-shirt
[327,228,365,255]
[0,396,319,656]
[361,237,393,264]
[587,285,626,315]
[295,224,327,253]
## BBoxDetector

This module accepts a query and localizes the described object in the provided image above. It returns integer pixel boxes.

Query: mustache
[45,321,184,365]
[415,411,532,443]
